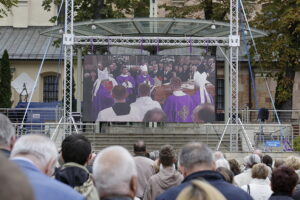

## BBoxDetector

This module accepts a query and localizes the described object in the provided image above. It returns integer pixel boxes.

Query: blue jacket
[156,170,253,200]
[13,159,85,200]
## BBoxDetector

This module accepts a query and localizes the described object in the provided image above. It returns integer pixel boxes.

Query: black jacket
[156,170,253,200]
[269,192,295,200]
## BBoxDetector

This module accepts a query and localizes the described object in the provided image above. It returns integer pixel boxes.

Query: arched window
[43,75,59,102]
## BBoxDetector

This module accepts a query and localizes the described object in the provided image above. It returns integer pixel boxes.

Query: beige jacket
[143,167,183,200]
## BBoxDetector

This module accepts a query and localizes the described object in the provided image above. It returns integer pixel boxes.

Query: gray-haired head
[11,134,58,175]
[215,158,230,170]
[0,113,15,147]
[244,154,261,168]
[213,151,225,161]
[179,142,214,171]
[93,146,137,198]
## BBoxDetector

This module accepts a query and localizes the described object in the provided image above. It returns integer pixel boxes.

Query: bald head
[133,140,146,156]
[93,146,137,198]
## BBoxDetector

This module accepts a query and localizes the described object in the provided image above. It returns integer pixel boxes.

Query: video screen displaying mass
[82,55,216,123]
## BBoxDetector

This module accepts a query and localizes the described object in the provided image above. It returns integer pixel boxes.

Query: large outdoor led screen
[83,55,215,123]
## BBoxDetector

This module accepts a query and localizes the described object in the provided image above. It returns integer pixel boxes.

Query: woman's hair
[252,163,269,179]
[285,156,300,170]
[177,180,226,200]
[271,166,298,195]
[228,159,241,175]
[216,167,234,184]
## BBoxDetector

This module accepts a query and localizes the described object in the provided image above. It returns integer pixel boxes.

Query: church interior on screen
[82,55,216,123]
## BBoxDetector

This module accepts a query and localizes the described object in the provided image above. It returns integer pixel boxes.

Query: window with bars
[43,75,59,102]
[216,79,225,110]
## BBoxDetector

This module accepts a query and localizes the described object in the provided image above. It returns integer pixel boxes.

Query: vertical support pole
[224,48,230,123]
[77,47,82,113]
[229,0,240,151]
[63,0,74,134]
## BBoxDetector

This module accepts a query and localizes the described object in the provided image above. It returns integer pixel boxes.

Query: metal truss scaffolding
[63,0,241,151]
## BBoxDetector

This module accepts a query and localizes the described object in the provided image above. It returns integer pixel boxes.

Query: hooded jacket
[143,166,183,200]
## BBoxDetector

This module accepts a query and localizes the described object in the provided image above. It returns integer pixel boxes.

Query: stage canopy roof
[41,18,267,39]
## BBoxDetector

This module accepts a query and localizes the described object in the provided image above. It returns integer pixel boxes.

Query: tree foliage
[0,0,18,18]
[251,0,300,108]
[42,0,149,22]
[159,0,255,20]
[0,50,12,108]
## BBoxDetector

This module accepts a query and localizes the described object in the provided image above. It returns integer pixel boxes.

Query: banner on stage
[82,55,216,123]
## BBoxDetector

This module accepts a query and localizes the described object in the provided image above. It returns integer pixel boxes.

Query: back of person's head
[159,144,175,167]
[285,156,300,171]
[133,140,146,156]
[93,146,137,198]
[274,159,285,168]
[11,134,58,175]
[244,154,261,168]
[149,150,159,161]
[215,158,230,170]
[262,155,273,168]
[112,85,128,101]
[228,159,241,175]
[213,151,225,161]
[216,167,234,184]
[253,149,263,159]
[179,142,214,175]
[177,180,226,200]
[0,113,15,148]
[170,77,182,89]
[143,108,167,122]
[192,104,215,123]
[251,163,269,179]
[0,154,34,200]
[271,166,298,195]
[138,83,150,97]
[61,134,92,165]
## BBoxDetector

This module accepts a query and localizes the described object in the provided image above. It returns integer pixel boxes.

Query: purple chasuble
[116,75,135,95]
[136,75,154,87]
[92,85,114,121]
[163,94,194,122]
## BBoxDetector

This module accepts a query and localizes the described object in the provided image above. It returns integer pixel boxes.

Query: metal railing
[0,107,63,123]
[11,122,293,152]
[240,109,300,124]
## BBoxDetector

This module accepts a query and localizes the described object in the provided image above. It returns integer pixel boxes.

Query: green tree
[160,0,255,20]
[0,0,18,18]
[42,0,149,22]
[252,0,300,109]
[0,50,13,108]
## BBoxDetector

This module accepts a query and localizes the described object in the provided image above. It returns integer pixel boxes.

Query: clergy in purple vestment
[163,77,194,122]
[92,81,114,121]
[116,67,136,103]
[136,65,155,87]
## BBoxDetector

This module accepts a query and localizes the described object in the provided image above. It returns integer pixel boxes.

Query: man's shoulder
[41,177,84,200]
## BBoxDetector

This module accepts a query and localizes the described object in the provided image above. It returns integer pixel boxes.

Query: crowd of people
[1,113,300,200]
[83,55,215,123]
